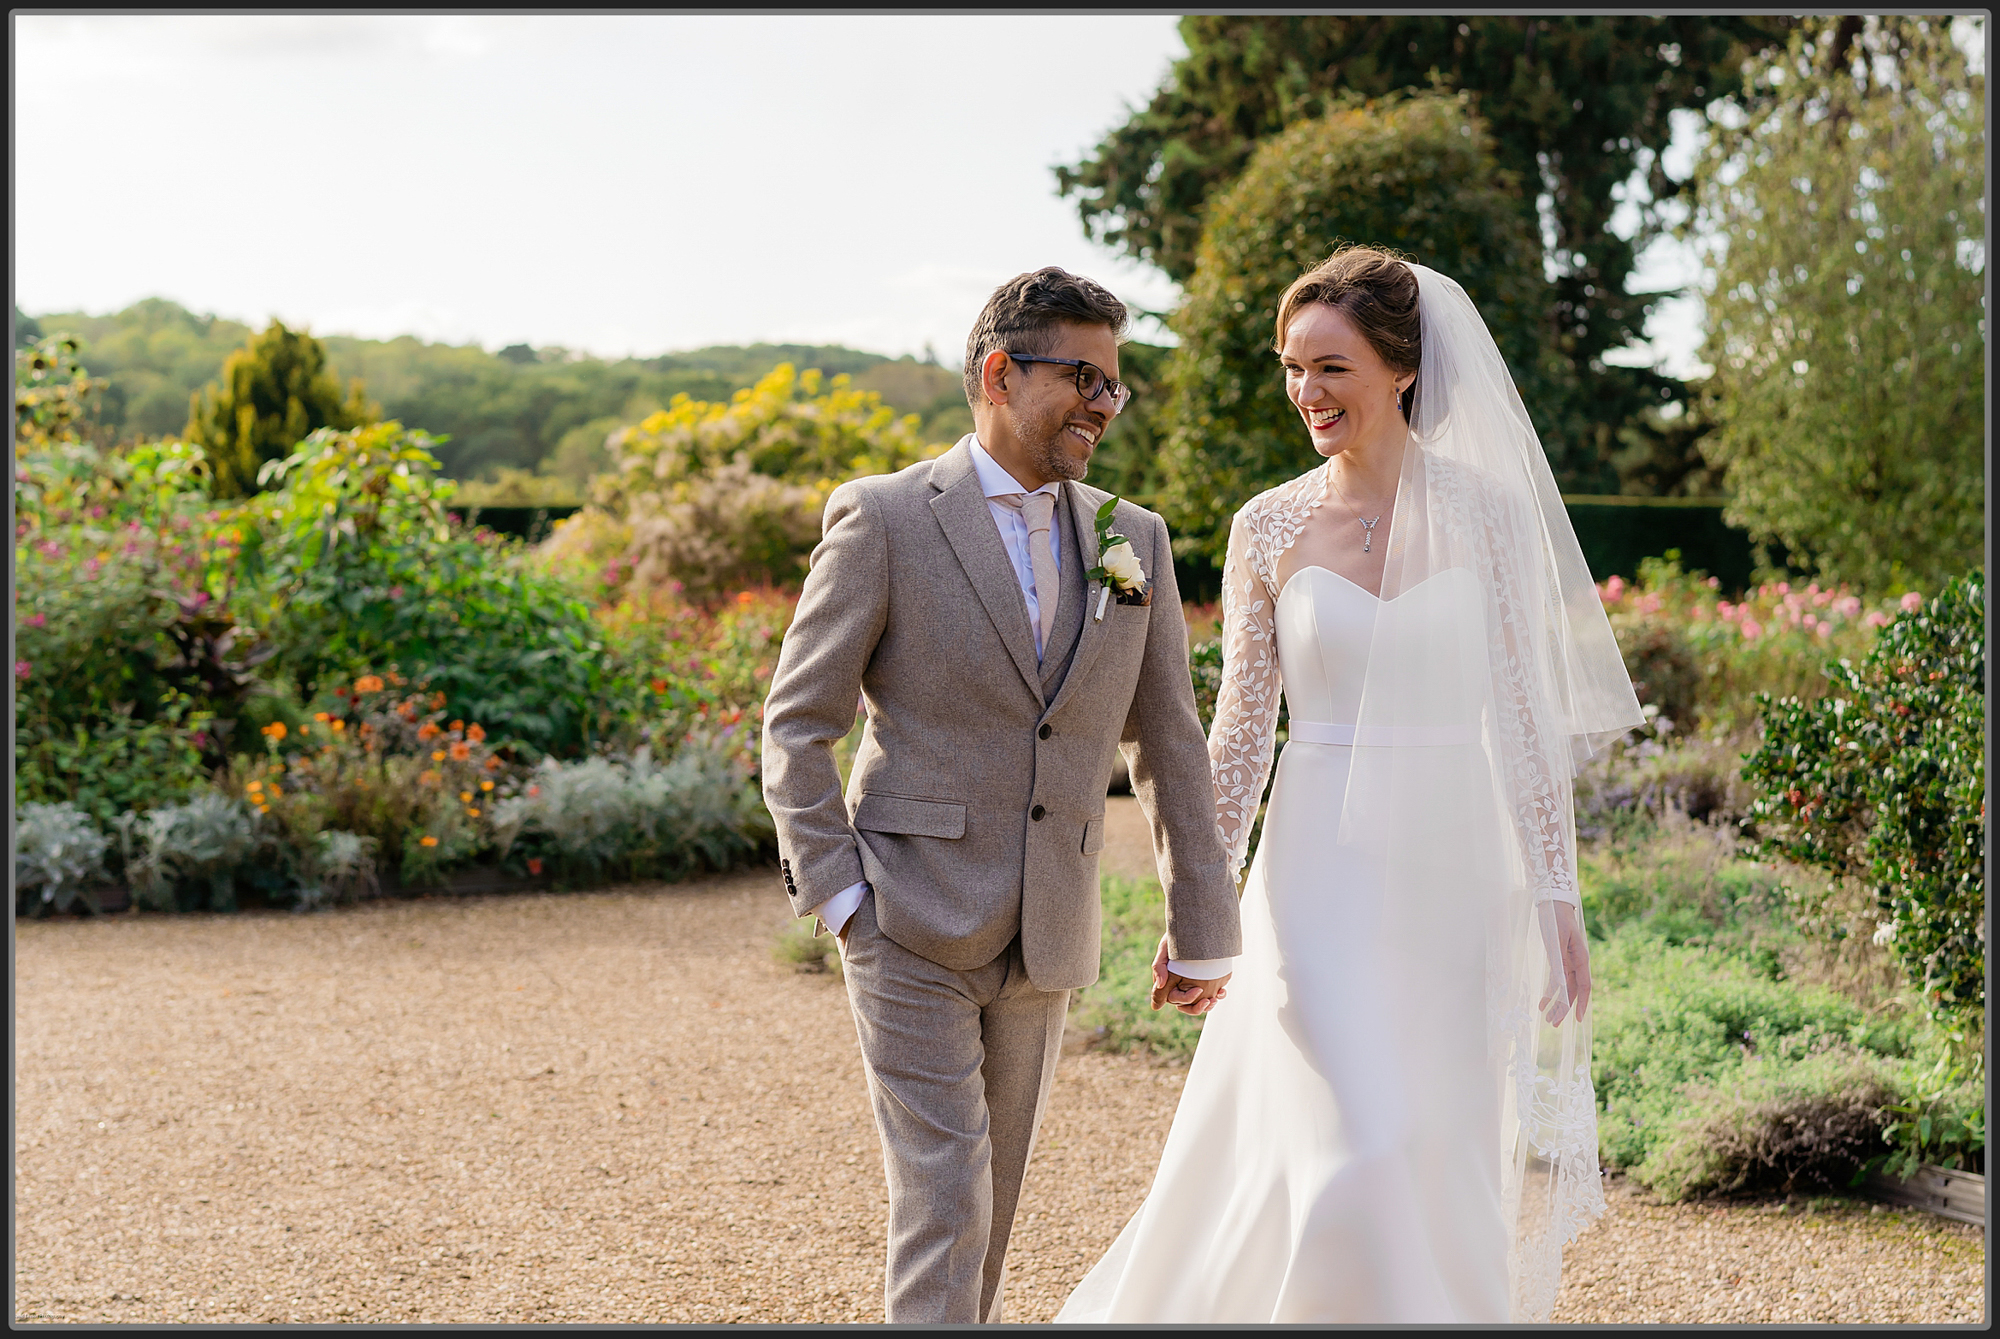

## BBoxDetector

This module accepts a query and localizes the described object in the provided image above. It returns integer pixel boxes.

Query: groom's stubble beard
[1013,395,1092,484]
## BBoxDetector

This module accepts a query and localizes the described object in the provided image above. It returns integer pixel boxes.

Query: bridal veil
[1340,264,1643,1317]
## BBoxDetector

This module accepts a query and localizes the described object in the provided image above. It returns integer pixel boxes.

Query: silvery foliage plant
[493,740,768,880]
[293,830,381,911]
[125,792,261,913]
[14,802,111,916]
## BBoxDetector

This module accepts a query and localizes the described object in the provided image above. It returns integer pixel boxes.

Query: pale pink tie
[1006,491,1059,659]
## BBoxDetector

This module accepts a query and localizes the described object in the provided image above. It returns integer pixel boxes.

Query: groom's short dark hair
[963,267,1129,408]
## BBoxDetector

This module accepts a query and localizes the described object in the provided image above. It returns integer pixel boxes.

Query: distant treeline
[14,299,972,486]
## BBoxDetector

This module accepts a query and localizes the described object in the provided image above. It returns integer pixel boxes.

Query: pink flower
[1601,574,1626,603]
[1637,593,1663,614]
[1716,600,1735,618]
[1900,591,1923,613]
[37,541,59,558]
[1865,611,1889,628]
[1816,624,1833,639]
[13,661,28,680]
[24,613,45,628]
[1801,614,1818,629]
[1739,619,1763,641]
[1706,577,1721,589]
[389,585,405,600]
[1776,582,1790,595]
[1833,595,1861,618]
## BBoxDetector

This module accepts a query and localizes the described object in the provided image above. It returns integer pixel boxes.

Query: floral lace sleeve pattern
[1430,456,1580,905]
[1207,468,1328,875]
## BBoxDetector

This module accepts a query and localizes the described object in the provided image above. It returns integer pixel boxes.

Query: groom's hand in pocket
[1150,933,1230,1016]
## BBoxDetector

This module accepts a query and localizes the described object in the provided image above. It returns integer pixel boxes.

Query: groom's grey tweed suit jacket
[761,438,1240,990]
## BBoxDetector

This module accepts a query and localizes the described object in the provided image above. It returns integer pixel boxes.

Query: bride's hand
[1149,933,1230,1015]
[1539,902,1592,1026]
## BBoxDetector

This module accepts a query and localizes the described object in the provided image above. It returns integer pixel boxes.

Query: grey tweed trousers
[839,894,1069,1324]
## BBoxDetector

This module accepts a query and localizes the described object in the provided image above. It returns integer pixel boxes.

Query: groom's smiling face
[979,322,1121,487]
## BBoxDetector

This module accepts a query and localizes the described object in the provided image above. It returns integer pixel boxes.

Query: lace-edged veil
[1340,264,1643,1319]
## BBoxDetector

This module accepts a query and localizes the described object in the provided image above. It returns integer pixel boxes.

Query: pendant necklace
[1329,469,1385,553]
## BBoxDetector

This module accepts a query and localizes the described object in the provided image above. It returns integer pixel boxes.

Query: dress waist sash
[1288,719,1478,748]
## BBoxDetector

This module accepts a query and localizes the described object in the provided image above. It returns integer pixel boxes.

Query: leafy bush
[1746,573,1985,1036]
[1596,553,1903,737]
[492,734,772,885]
[13,801,111,916]
[1070,875,1206,1062]
[592,363,941,601]
[125,791,262,913]
[1155,92,1551,566]
[250,423,634,758]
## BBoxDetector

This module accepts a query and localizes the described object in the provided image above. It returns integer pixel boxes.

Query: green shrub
[13,801,111,916]
[251,422,636,758]
[1746,572,1985,1036]
[1070,875,1206,1061]
[491,736,773,885]
[124,791,263,913]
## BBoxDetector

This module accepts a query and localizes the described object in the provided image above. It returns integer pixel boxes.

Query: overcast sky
[14,13,1709,374]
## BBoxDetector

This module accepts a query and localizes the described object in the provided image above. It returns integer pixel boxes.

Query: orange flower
[432,750,447,762]
[465,723,486,743]
[460,791,474,803]
[420,835,439,847]
[450,720,464,732]
[267,784,281,798]
[354,675,385,694]
[330,720,345,733]
[467,807,481,818]
[483,756,500,771]
[527,857,544,876]
[419,770,441,785]
[737,591,755,605]
[417,722,441,741]
[480,780,494,792]
[246,780,264,793]
[450,741,471,761]
[397,702,419,721]
[260,721,288,740]
[429,692,447,710]
[528,784,540,797]
[313,712,332,723]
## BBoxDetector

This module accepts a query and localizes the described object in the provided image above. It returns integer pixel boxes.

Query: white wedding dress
[1060,265,1638,1325]
[1059,564,1518,1324]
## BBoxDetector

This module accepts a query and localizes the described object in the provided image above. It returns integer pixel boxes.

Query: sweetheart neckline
[1276,564,1463,605]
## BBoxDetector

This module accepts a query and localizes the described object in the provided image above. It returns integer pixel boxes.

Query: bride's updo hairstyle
[1274,245,1422,420]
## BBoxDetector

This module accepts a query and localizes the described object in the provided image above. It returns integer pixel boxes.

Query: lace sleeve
[1476,482,1582,907]
[1207,507,1283,877]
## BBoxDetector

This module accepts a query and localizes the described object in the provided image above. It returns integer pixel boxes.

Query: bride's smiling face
[1279,303,1415,460]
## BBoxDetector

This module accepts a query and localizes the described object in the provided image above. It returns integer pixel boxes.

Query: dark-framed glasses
[1005,353,1132,414]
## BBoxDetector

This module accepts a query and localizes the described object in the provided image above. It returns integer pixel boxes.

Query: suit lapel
[928,442,1043,701]
[1044,481,1115,718]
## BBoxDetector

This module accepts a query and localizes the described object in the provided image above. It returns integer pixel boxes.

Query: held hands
[1150,934,1230,1016]
[1538,901,1593,1027]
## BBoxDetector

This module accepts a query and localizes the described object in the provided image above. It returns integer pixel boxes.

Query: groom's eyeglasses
[1005,353,1133,415]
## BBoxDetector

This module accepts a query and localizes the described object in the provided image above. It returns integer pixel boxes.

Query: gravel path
[12,799,1984,1324]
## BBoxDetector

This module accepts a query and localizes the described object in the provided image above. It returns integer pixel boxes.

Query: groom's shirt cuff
[808,881,870,936]
[1166,957,1234,979]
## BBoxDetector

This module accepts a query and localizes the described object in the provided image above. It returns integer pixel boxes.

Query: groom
[761,268,1241,1323]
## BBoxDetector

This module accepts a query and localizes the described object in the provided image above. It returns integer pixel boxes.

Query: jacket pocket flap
[1082,816,1106,855]
[853,794,967,840]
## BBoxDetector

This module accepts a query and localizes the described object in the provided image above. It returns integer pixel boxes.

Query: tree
[1156,94,1547,567]
[14,334,104,454]
[185,320,375,496]
[1057,16,1794,491]
[1694,16,1985,589]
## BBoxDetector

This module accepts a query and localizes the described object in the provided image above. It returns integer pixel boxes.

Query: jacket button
[1031,804,1046,821]
[1038,724,1052,740]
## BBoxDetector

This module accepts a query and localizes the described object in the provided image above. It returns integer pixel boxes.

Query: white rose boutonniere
[1086,497,1150,621]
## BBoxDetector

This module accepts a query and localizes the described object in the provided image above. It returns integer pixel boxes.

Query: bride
[1057,247,1642,1324]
